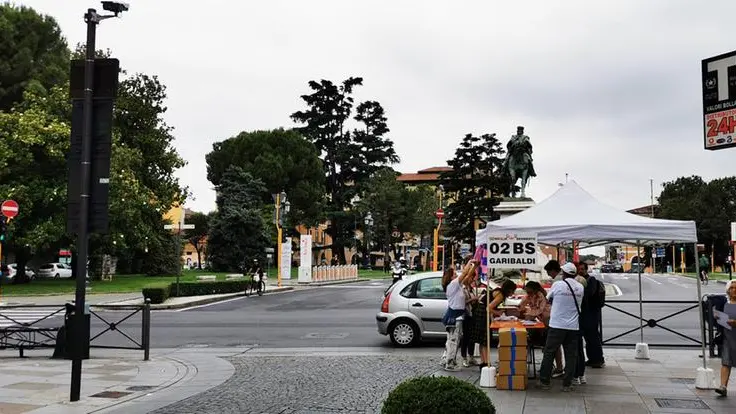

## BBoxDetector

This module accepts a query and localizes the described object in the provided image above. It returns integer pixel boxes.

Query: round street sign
[435,208,444,219]
[1,199,18,218]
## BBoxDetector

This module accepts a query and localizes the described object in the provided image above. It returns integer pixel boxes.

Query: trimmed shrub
[381,376,495,414]
[172,280,248,297]
[142,283,171,304]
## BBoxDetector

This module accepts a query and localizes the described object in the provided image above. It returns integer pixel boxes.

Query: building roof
[417,166,452,174]
[627,204,659,216]
[397,172,441,182]
[397,166,452,184]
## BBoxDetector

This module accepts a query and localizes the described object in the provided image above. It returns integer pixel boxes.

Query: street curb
[301,278,372,287]
[150,286,295,310]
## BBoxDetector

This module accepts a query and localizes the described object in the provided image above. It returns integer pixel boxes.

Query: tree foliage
[205,128,324,227]
[184,211,211,269]
[0,30,186,279]
[658,175,736,264]
[439,133,506,246]
[291,77,398,262]
[0,4,70,111]
[207,167,269,272]
[0,87,70,279]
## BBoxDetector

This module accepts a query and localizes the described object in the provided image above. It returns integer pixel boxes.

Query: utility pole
[70,3,127,402]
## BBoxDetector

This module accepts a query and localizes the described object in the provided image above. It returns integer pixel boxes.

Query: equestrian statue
[502,126,536,198]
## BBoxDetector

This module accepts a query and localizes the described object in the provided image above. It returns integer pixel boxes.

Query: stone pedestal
[495,198,536,220]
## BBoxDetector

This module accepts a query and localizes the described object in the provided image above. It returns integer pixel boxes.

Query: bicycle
[245,272,266,297]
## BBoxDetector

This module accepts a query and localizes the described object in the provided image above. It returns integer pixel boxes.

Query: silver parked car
[376,272,448,347]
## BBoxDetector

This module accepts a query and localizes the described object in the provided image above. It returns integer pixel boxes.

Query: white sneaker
[462,358,471,367]
[470,357,480,366]
[573,376,587,385]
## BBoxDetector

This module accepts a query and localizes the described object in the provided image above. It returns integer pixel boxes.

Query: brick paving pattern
[151,355,439,414]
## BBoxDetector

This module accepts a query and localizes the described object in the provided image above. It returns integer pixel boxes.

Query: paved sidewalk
[3,347,734,413]
[437,348,736,413]
[0,294,140,306]
[0,348,237,414]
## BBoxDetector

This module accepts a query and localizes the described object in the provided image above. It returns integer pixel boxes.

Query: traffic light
[680,247,684,252]
[0,218,6,242]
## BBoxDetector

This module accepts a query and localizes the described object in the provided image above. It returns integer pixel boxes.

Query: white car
[5,263,36,280]
[38,263,73,279]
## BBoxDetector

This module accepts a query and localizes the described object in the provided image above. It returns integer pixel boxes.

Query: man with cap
[538,262,585,391]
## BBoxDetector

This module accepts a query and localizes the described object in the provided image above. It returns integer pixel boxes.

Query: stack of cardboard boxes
[496,327,527,390]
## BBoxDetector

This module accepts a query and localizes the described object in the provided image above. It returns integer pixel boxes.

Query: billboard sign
[702,50,736,150]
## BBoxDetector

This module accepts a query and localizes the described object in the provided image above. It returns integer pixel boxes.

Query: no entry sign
[486,233,538,269]
[1,200,18,218]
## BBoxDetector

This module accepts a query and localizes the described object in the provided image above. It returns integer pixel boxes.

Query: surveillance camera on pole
[102,1,129,16]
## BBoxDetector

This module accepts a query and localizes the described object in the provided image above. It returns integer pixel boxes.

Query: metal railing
[600,296,723,357]
[0,299,150,360]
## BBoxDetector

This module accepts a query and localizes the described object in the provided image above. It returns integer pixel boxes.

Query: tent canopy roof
[476,181,697,246]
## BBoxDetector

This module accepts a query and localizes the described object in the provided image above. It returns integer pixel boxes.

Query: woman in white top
[441,261,477,371]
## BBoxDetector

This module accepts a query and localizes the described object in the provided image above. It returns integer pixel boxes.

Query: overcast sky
[20,0,736,214]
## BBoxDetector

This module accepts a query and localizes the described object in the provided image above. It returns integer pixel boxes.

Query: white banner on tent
[486,233,539,269]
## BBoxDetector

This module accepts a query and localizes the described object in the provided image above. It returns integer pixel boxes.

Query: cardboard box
[498,327,527,347]
[497,360,527,376]
[496,374,527,390]
[497,345,527,361]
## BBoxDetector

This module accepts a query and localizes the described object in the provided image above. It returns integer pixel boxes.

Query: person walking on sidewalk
[538,262,584,392]
[699,254,710,285]
[715,280,736,397]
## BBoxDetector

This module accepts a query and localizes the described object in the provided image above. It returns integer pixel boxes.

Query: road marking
[0,309,64,328]
[642,275,663,285]
[322,285,386,289]
[173,288,297,312]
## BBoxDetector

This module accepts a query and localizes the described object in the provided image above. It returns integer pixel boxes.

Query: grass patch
[682,272,733,281]
[0,267,410,296]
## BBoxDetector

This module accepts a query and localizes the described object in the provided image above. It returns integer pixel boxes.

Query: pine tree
[291,78,398,263]
[439,133,506,247]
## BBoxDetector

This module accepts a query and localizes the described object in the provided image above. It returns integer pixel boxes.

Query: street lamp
[275,191,289,287]
[364,213,373,269]
[433,185,444,272]
[71,2,127,403]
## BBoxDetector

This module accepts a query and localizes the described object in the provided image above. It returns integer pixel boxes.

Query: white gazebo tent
[475,181,712,388]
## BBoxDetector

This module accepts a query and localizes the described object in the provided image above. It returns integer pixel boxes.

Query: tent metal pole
[637,242,644,343]
[694,242,707,370]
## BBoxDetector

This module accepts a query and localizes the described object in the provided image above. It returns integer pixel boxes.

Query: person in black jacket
[577,262,605,368]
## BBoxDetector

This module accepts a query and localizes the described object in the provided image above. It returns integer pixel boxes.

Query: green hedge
[141,280,249,304]
[382,376,495,414]
[142,283,171,304]
[175,280,248,296]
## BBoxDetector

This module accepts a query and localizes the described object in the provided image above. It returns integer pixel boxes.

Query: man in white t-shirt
[538,262,584,391]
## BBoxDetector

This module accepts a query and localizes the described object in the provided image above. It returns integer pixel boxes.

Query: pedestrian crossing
[0,308,64,328]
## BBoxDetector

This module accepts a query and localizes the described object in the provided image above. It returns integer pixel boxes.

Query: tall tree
[207,166,269,272]
[0,87,70,281]
[291,77,398,262]
[184,211,211,269]
[0,4,70,111]
[439,133,506,247]
[205,128,324,227]
[357,168,410,264]
[658,175,736,265]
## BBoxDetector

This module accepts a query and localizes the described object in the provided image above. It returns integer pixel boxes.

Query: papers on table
[522,319,540,326]
[495,314,518,321]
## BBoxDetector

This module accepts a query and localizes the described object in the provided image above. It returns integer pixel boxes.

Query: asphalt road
[9,274,727,351]
[597,272,727,348]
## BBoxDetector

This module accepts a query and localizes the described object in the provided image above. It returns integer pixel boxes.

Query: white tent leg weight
[695,367,715,390]
[479,366,496,388]
[635,342,650,360]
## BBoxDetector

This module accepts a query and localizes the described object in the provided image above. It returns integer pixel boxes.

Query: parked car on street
[37,263,73,279]
[6,263,36,280]
[600,263,623,273]
[376,272,447,347]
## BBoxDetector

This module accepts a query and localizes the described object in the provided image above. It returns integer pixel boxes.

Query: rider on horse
[502,126,536,198]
